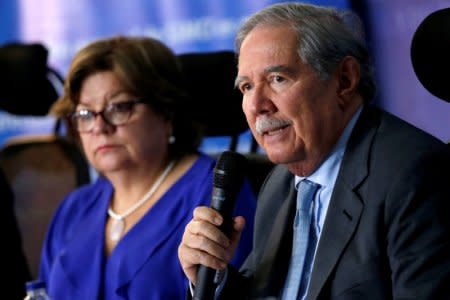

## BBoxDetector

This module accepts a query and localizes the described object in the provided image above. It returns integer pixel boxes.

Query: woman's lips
[95,144,118,153]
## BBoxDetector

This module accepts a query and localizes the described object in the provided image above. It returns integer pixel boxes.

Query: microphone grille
[214,151,247,189]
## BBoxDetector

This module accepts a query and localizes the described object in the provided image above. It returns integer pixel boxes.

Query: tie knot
[296,179,320,211]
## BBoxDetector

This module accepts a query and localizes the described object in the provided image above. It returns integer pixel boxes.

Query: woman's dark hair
[53,36,202,158]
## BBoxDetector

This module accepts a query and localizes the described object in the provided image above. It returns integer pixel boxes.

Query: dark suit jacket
[220,106,450,299]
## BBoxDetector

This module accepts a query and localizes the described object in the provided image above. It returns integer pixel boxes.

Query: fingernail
[214,217,222,225]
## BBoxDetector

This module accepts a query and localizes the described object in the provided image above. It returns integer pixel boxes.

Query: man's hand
[178,206,246,284]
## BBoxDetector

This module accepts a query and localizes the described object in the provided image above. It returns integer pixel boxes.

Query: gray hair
[235,2,376,102]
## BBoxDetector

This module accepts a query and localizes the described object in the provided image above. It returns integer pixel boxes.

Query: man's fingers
[178,243,227,284]
[233,216,246,232]
[178,209,246,285]
[193,206,223,226]
[230,216,246,249]
[187,219,230,248]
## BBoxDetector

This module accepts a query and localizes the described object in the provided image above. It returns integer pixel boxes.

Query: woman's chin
[94,159,128,175]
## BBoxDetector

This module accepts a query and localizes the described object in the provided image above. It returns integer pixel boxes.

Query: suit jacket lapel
[307,107,378,300]
[251,180,297,297]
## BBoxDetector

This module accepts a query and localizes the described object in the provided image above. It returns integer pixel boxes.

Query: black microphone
[193,151,247,300]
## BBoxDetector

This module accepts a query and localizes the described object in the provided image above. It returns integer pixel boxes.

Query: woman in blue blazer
[39,36,256,300]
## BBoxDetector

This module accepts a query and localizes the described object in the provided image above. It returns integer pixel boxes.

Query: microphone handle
[193,187,235,300]
[193,266,217,300]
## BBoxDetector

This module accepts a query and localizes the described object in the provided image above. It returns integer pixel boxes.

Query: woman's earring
[168,135,176,144]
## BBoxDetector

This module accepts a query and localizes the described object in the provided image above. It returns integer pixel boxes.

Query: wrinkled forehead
[238,26,300,64]
[237,26,303,78]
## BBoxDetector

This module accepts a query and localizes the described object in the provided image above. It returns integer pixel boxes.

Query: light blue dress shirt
[291,107,362,299]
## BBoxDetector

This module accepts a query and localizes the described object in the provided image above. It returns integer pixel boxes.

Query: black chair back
[178,51,274,194]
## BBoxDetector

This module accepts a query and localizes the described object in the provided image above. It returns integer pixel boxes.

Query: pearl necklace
[107,160,175,241]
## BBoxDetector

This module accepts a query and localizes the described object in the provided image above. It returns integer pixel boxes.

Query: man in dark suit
[178,2,450,299]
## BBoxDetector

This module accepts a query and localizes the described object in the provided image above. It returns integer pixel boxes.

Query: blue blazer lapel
[106,191,192,296]
[307,107,377,300]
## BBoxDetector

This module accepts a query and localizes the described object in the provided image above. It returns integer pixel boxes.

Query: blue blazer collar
[58,178,192,298]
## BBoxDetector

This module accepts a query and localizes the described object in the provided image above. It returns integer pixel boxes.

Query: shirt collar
[295,106,363,188]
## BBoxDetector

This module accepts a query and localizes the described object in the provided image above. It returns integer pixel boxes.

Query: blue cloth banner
[1,0,448,152]
[0,0,350,151]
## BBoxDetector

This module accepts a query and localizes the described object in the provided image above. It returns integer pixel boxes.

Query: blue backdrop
[0,0,448,152]
[363,0,450,144]
[0,0,350,152]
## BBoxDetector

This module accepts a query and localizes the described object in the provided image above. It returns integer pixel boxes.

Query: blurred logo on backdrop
[0,0,349,152]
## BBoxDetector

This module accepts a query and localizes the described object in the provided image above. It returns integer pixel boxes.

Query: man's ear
[336,56,361,107]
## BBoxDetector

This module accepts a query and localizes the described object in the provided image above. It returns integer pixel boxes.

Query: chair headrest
[411,8,450,103]
[177,51,249,137]
[0,43,59,115]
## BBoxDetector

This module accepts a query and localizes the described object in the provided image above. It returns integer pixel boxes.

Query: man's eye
[273,75,285,83]
[239,83,252,93]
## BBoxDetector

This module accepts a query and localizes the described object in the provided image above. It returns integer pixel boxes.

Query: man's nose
[244,84,275,115]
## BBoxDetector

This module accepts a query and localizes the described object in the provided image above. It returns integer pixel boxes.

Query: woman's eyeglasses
[70,99,145,133]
